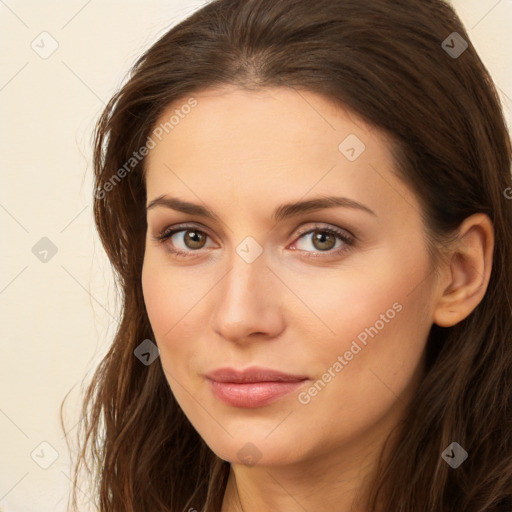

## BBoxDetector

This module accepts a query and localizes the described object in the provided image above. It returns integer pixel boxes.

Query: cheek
[142,251,200,336]
[286,242,432,391]
[277,242,430,345]
[288,272,431,447]
[141,255,170,335]
[141,253,211,378]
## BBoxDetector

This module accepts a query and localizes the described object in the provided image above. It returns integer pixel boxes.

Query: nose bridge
[218,220,270,304]
[210,244,284,341]
[218,246,269,317]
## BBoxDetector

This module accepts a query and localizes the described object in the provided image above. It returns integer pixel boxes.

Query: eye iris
[312,231,336,251]
[185,230,206,249]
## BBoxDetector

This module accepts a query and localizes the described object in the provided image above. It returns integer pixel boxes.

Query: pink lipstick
[205,366,309,408]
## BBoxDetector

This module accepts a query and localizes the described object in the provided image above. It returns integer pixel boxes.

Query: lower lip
[207,379,308,408]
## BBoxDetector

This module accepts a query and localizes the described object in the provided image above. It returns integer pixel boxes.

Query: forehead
[144,86,417,223]
[147,85,377,161]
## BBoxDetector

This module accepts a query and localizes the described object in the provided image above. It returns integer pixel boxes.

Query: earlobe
[432,213,494,328]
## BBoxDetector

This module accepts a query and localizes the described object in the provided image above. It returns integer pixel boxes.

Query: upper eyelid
[294,223,353,238]
[157,222,215,240]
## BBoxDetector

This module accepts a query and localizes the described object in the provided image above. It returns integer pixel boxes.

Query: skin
[141,86,494,512]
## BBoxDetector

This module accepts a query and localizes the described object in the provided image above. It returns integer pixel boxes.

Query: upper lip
[205,366,309,383]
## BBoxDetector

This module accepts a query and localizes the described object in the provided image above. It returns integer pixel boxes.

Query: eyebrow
[146,195,377,222]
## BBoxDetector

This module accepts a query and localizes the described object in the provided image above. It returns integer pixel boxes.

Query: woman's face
[142,86,439,467]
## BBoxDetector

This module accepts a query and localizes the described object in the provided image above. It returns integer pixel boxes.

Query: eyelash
[153,223,355,259]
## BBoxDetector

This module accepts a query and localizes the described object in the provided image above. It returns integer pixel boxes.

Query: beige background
[0,1,510,511]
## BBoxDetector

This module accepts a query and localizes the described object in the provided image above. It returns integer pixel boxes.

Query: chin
[203,432,308,467]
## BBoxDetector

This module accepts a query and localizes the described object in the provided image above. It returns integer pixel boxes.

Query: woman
[66,0,512,510]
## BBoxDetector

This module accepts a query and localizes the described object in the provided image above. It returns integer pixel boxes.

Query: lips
[205,366,309,408]
[205,366,309,383]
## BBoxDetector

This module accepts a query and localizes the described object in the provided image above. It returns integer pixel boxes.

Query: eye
[153,222,355,259]
[153,224,215,258]
[290,224,355,257]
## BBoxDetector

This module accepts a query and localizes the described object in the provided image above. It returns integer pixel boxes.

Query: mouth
[204,366,310,408]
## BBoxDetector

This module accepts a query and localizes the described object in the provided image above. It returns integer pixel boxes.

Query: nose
[209,250,286,344]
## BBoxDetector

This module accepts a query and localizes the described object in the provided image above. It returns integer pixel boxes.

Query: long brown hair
[63,0,512,510]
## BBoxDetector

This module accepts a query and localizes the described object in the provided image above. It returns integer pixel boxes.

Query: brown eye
[182,230,207,249]
[310,230,337,251]
[291,224,355,258]
[155,226,213,257]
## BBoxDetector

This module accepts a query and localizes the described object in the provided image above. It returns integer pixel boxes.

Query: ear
[433,213,494,328]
